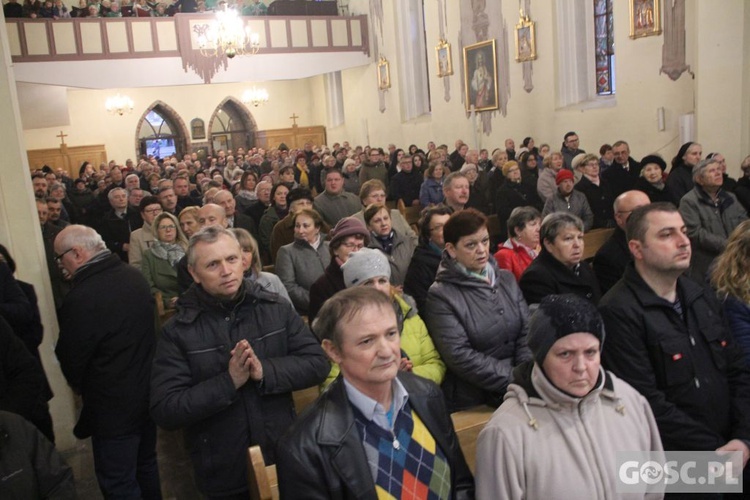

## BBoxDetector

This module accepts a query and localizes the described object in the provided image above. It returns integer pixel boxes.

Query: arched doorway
[207,97,257,155]
[135,101,189,160]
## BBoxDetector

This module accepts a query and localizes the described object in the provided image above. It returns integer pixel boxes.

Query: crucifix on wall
[57,130,68,153]
[289,113,299,128]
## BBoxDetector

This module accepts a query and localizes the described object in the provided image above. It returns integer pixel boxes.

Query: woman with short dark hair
[494,206,541,281]
[425,208,532,411]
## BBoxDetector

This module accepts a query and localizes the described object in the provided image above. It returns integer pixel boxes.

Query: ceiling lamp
[242,87,269,107]
[105,93,134,116]
[196,5,260,59]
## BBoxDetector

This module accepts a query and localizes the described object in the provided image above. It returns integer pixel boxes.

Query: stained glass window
[594,0,615,95]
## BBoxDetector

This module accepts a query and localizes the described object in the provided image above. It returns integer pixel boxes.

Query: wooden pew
[292,385,320,415]
[397,199,423,232]
[247,445,278,500]
[582,228,614,261]
[450,405,495,474]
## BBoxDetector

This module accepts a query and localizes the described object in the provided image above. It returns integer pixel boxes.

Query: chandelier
[195,6,260,59]
[241,87,269,107]
[105,93,134,116]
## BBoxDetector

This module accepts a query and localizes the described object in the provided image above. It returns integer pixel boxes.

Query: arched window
[135,102,189,159]
[208,98,256,155]
[594,0,615,95]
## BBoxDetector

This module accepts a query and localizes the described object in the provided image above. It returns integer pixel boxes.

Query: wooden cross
[289,113,299,127]
[56,130,68,146]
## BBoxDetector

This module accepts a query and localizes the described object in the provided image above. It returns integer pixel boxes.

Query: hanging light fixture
[194,5,261,59]
[241,87,269,107]
[105,93,134,116]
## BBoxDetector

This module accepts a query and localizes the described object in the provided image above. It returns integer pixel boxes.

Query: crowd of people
[4,132,750,498]
[3,0,269,19]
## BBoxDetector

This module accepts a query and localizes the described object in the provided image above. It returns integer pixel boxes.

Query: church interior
[0,0,749,496]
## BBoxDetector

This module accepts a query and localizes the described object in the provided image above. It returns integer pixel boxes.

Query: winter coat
[0,411,75,500]
[389,170,423,207]
[258,205,281,257]
[419,177,444,206]
[128,221,155,271]
[403,243,442,314]
[275,238,330,314]
[601,158,641,198]
[536,167,558,203]
[425,253,532,411]
[494,238,536,282]
[599,264,750,451]
[358,161,389,192]
[678,186,747,281]
[313,191,362,228]
[56,253,155,439]
[150,281,329,496]
[476,362,663,500]
[592,226,629,294]
[368,230,417,286]
[141,248,180,306]
[352,209,418,248]
[665,163,694,203]
[307,259,345,323]
[495,181,542,237]
[722,296,750,367]
[276,372,475,500]
[634,177,677,204]
[542,190,594,232]
[519,248,601,305]
[575,176,616,229]
[324,293,446,386]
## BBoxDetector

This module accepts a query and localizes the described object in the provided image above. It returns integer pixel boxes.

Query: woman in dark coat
[635,154,677,204]
[425,209,532,411]
[519,212,601,305]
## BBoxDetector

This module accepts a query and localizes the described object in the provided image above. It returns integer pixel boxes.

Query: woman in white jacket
[476,294,664,499]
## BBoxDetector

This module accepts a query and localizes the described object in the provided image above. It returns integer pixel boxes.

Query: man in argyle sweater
[276,287,475,499]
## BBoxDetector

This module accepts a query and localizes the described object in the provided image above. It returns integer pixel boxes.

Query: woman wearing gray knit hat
[476,294,663,499]
[318,248,445,388]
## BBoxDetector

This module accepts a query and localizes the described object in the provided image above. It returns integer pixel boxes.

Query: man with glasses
[128,196,163,271]
[359,147,390,193]
[54,224,161,499]
[561,131,585,170]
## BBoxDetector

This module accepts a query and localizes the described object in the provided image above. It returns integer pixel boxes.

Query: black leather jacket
[276,372,475,499]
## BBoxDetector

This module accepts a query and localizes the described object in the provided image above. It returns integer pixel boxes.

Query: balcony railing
[7,14,369,83]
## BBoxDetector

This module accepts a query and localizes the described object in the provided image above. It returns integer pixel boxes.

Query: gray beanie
[341,248,391,288]
[527,294,605,366]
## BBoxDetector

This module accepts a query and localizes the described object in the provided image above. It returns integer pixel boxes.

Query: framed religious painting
[436,39,453,77]
[515,15,537,62]
[629,0,661,38]
[463,39,499,112]
[377,57,391,90]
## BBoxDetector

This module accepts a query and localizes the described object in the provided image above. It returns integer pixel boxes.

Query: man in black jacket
[276,287,474,499]
[150,226,328,498]
[602,140,642,198]
[599,203,750,466]
[592,190,650,294]
[54,225,161,499]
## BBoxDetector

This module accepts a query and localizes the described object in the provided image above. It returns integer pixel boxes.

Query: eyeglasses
[158,225,177,231]
[143,207,162,215]
[54,247,74,263]
[340,241,365,251]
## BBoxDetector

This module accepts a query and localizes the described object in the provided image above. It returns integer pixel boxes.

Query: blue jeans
[91,419,162,499]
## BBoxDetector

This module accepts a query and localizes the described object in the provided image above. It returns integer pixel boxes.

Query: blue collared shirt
[343,377,409,431]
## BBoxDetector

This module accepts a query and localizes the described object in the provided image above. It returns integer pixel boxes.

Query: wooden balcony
[6,14,370,85]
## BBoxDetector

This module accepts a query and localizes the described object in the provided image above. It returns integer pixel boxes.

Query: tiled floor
[61,428,203,500]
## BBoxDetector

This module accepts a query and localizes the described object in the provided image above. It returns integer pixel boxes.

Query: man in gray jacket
[679,157,747,281]
[542,169,594,231]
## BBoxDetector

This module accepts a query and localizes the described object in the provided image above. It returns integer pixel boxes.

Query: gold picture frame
[514,15,537,62]
[377,57,391,90]
[463,39,499,112]
[629,0,661,39]
[436,39,453,77]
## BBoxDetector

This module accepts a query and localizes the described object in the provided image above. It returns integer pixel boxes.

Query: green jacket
[324,293,446,386]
